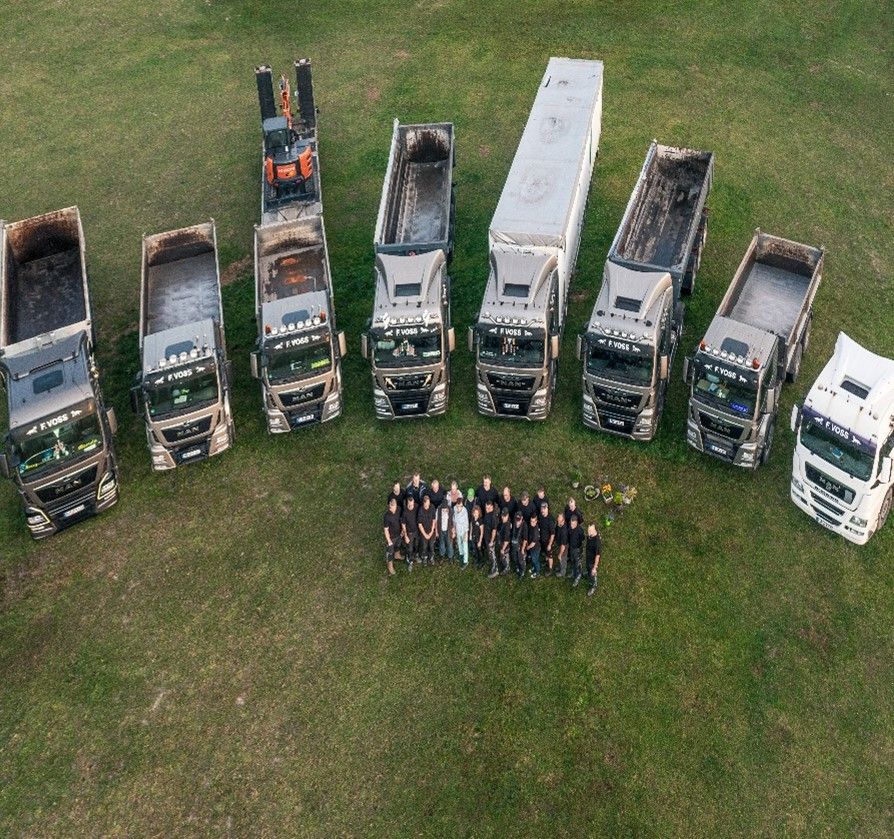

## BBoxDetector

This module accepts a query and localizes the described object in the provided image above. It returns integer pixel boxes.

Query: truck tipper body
[361,120,456,419]
[250,216,346,430]
[579,141,713,439]
[0,207,119,538]
[470,57,603,420]
[133,222,234,470]
[790,333,894,544]
[684,230,823,468]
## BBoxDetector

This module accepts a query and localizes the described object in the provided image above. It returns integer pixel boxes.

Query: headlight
[430,382,447,404]
[97,472,117,498]
[26,508,49,526]
[849,515,868,528]
[152,453,168,466]
[211,421,230,442]
[531,387,548,408]
[791,477,804,493]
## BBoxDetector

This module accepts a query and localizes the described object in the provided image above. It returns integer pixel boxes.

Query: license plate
[294,413,315,425]
[503,403,520,411]
[709,443,729,456]
[607,417,626,427]
[180,448,202,460]
[400,403,419,411]
[816,515,836,531]
[63,503,86,519]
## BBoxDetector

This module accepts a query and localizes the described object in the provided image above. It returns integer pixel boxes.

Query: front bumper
[686,417,758,468]
[24,470,119,540]
[790,474,871,545]
[582,393,656,440]
[149,421,232,471]
[476,383,548,421]
[374,381,448,420]
[266,389,343,433]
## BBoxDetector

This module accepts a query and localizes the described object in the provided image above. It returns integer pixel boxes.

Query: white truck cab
[790,332,894,544]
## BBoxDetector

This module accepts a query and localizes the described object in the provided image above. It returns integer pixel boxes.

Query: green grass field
[2,0,893,834]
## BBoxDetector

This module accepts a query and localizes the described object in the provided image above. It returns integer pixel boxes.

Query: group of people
[382,473,603,597]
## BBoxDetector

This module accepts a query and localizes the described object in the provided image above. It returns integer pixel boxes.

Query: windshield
[479,331,544,368]
[800,417,875,482]
[145,362,218,418]
[266,334,332,383]
[373,328,442,368]
[9,401,103,479]
[693,366,759,417]
[587,341,653,385]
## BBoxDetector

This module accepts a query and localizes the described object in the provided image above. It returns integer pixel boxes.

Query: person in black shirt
[475,475,499,513]
[564,497,584,529]
[538,502,556,575]
[518,490,536,525]
[510,511,527,578]
[554,512,568,577]
[493,508,512,577]
[425,478,446,511]
[525,513,541,578]
[417,495,437,566]
[387,481,405,511]
[482,500,498,576]
[500,486,517,521]
[470,504,484,567]
[405,472,427,506]
[567,516,584,586]
[401,497,419,570]
[585,524,602,597]
[534,486,550,517]
[383,498,402,576]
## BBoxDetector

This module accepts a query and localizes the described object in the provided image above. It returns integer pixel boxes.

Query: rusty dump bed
[143,224,220,335]
[3,209,87,344]
[257,218,328,303]
[614,145,713,271]
[376,122,454,250]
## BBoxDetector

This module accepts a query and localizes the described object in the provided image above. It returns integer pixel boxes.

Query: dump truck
[683,230,823,468]
[790,333,894,544]
[360,120,456,419]
[250,216,346,430]
[0,207,119,538]
[131,221,234,470]
[256,59,320,224]
[470,57,603,420]
[578,141,713,439]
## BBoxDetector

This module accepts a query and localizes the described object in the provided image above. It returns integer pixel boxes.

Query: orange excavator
[256,59,318,212]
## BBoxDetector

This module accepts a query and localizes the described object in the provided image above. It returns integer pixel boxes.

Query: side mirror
[659,354,669,380]
[360,332,369,360]
[550,334,560,360]
[0,452,9,480]
[225,360,234,387]
[106,407,118,436]
[249,351,260,380]
[337,330,347,358]
[879,457,893,484]
[447,326,456,353]
[467,325,475,354]
[575,334,583,362]
[129,384,143,415]
[682,356,693,385]
[790,404,800,433]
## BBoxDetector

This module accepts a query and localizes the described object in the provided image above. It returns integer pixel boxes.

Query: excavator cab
[263,117,291,156]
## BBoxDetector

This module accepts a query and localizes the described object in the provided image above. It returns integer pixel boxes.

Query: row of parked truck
[1,57,892,545]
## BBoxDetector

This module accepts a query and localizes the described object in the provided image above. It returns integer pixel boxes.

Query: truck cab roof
[3,331,94,429]
[142,318,218,375]
[261,291,331,341]
[700,315,778,372]
[588,263,671,338]
[478,247,555,327]
[372,250,444,323]
[804,332,894,445]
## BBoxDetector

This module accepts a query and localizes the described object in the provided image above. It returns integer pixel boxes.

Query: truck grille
[494,397,530,416]
[805,463,855,504]
[35,465,99,504]
[699,412,743,440]
[280,383,325,407]
[810,493,844,518]
[488,373,535,391]
[392,393,430,416]
[593,385,641,410]
[385,373,432,392]
[288,405,323,427]
[173,441,210,465]
[596,409,636,435]
[162,416,213,444]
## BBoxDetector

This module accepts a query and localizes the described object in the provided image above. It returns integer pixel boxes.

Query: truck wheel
[879,488,892,532]
[786,344,803,383]
[760,421,775,466]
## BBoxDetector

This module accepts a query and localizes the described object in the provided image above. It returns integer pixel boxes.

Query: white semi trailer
[469,57,603,420]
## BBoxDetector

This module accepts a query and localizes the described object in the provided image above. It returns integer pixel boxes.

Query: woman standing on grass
[453,498,470,568]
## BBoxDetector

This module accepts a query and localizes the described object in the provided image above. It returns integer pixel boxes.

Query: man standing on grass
[534,486,550,517]
[510,510,527,579]
[538,502,556,575]
[437,495,454,561]
[417,494,437,566]
[585,523,602,597]
[401,496,419,571]
[475,474,499,512]
[554,512,568,578]
[500,486,518,521]
[383,497,402,576]
[494,507,512,577]
[388,480,405,511]
[405,472,427,507]
[518,490,536,525]
[568,515,584,587]
[565,496,584,529]
[483,500,498,576]
[453,498,470,568]
[525,512,541,579]
[425,478,446,511]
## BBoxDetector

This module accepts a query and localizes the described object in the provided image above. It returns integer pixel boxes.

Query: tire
[879,488,893,532]
[759,420,776,466]
[786,344,803,383]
